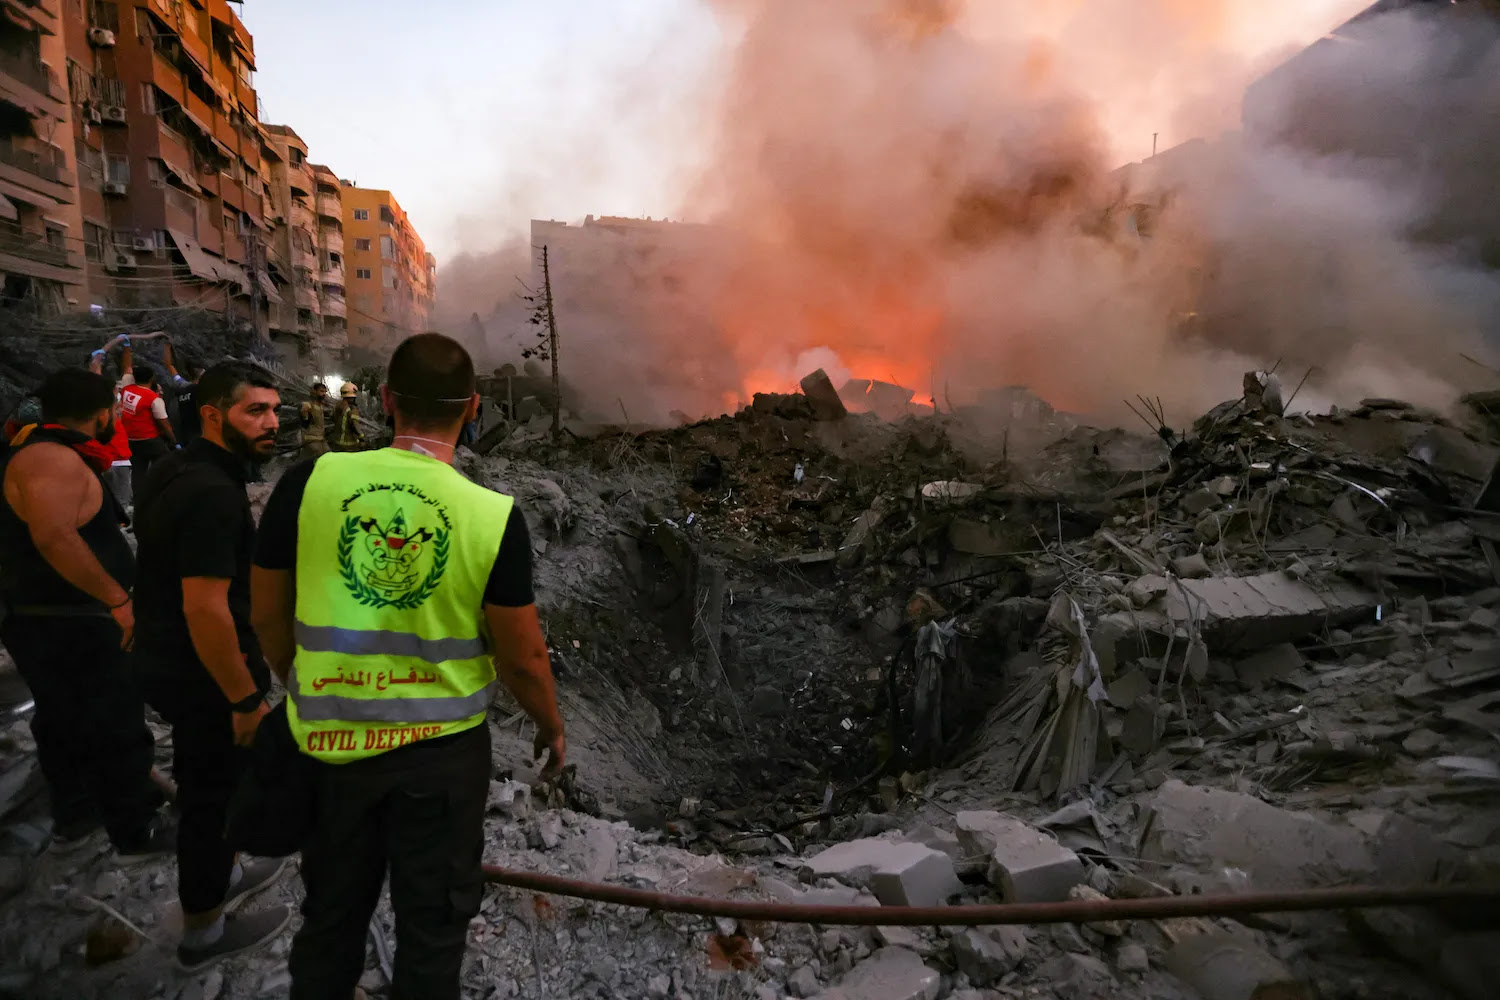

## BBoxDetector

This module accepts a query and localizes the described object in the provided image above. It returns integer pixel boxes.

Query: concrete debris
[800,369,848,421]
[802,839,961,907]
[4,367,1500,1000]
[1233,642,1305,687]
[1115,942,1150,974]
[1164,932,1308,1000]
[948,925,1029,985]
[814,947,940,1000]
[954,812,1085,902]
[1142,781,1373,889]
[1162,573,1377,652]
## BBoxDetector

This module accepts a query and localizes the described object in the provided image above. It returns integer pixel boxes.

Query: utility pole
[540,245,561,440]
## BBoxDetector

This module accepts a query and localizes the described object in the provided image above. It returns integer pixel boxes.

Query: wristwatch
[230,691,265,714]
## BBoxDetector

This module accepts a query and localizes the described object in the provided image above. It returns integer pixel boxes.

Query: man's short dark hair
[198,361,277,410]
[387,333,475,427]
[38,368,116,424]
[132,365,156,388]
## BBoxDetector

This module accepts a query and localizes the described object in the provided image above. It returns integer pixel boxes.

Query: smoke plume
[439,0,1500,425]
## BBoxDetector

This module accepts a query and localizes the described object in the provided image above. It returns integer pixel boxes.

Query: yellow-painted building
[342,185,434,356]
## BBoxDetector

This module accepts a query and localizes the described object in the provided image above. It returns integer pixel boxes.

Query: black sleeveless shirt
[0,426,136,608]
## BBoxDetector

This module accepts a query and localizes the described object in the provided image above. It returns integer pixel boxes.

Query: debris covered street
[2,0,1499,997]
[4,363,1500,999]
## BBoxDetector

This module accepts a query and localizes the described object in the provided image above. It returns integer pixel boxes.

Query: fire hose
[482,866,1500,927]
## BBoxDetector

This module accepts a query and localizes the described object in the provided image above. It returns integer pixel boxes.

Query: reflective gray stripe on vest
[295,622,487,664]
[289,666,497,723]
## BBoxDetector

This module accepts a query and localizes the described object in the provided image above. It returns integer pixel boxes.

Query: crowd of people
[0,333,566,999]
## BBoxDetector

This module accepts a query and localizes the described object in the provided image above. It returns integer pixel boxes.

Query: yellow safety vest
[287,447,514,763]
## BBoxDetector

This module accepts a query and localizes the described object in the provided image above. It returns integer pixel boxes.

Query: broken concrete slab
[1348,810,1460,885]
[1164,931,1308,1000]
[814,947,940,1000]
[1141,781,1373,889]
[948,925,1029,985]
[1181,487,1220,516]
[800,369,848,421]
[838,497,892,569]
[954,812,1085,902]
[1233,642,1305,688]
[1160,572,1376,652]
[1171,552,1212,579]
[1126,574,1169,609]
[802,839,961,907]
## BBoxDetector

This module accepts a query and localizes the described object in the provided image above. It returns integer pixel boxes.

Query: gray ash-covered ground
[2,374,1500,999]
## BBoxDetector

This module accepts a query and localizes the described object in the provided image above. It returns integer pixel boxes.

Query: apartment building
[311,162,345,355]
[61,0,271,331]
[343,185,434,355]
[0,0,86,309]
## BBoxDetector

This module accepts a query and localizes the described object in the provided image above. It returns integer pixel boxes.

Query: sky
[242,0,722,263]
[242,0,1369,266]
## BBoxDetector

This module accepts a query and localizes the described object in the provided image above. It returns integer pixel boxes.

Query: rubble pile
[1,368,1499,998]
[0,311,273,417]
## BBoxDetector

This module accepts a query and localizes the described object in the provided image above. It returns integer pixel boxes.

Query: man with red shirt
[120,366,176,481]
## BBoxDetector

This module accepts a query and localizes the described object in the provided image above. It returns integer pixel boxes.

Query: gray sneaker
[178,905,292,971]
[223,857,288,913]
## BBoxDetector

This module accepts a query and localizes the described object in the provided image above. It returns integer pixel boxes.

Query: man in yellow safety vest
[250,333,565,1000]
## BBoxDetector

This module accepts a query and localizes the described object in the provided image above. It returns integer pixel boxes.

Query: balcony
[315,192,340,218]
[318,227,343,255]
[294,283,320,312]
[319,291,346,319]
[0,219,80,284]
[0,139,74,204]
[291,244,315,272]
[0,46,65,119]
[290,200,314,231]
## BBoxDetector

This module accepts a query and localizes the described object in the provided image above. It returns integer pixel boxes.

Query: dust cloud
[437,0,1500,426]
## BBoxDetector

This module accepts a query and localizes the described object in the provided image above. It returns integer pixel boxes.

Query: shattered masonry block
[954,812,1085,903]
[1162,572,1375,652]
[803,839,961,908]
[799,368,848,421]
[1142,780,1373,889]
[815,947,941,1000]
[1165,932,1307,1000]
[1233,642,1305,688]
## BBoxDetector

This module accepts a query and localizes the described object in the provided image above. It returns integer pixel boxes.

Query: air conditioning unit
[101,105,126,124]
[88,28,115,47]
[131,236,155,251]
[103,250,135,272]
[103,180,127,196]
[87,106,102,124]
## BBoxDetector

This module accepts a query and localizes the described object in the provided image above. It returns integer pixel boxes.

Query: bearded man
[133,361,291,969]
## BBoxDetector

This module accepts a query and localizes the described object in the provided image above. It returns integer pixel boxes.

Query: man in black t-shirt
[134,361,292,970]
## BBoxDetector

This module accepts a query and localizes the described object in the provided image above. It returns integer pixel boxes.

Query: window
[355,267,371,280]
[379,206,394,224]
[141,83,156,115]
[45,224,66,251]
[379,235,394,260]
[353,208,368,221]
[358,326,373,338]
[147,159,165,186]
[354,238,370,251]
[83,222,107,262]
[288,148,303,168]
[104,153,129,184]
[90,0,119,32]
[223,213,236,237]
[75,142,103,186]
